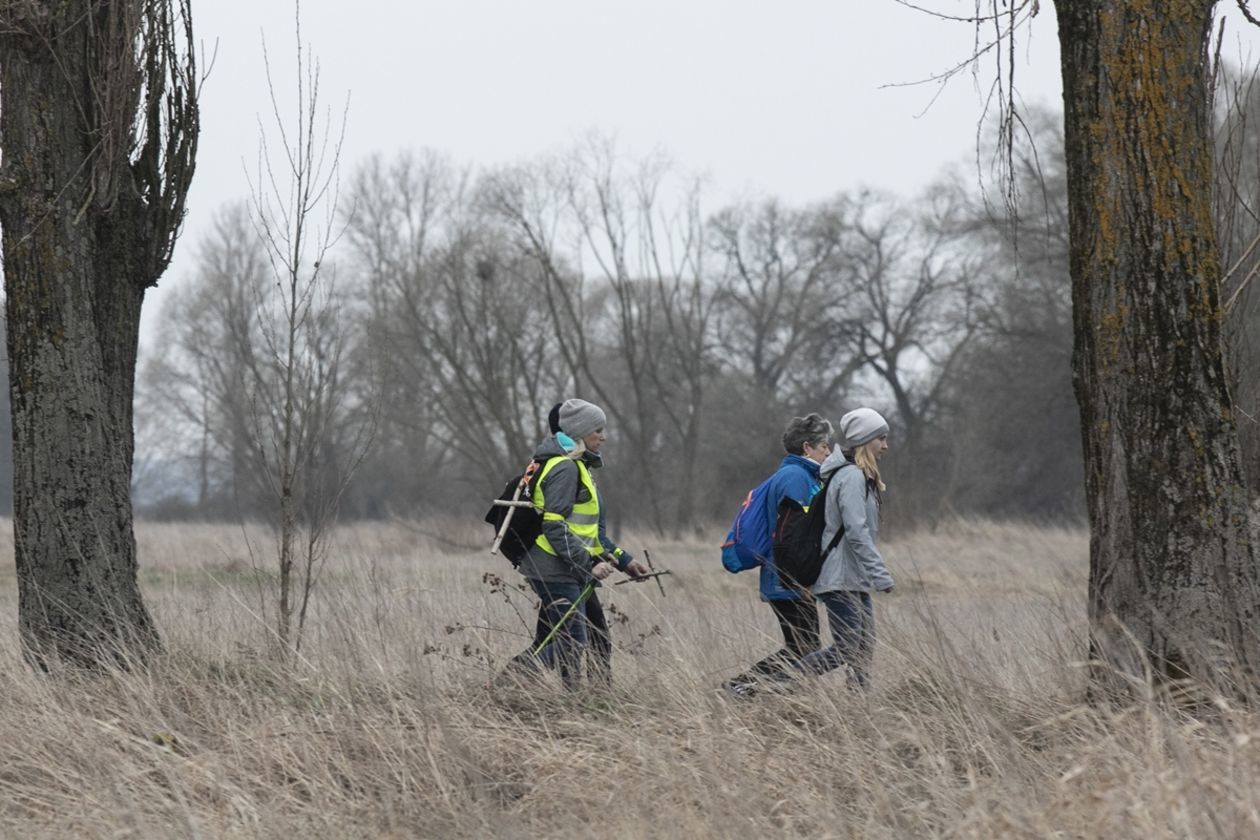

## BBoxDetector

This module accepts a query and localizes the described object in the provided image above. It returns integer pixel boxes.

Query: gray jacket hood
[818,446,853,479]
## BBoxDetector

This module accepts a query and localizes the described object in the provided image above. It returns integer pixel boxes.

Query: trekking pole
[531,580,597,657]
[490,459,541,556]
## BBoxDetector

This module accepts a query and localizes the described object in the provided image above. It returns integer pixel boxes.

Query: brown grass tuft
[0,519,1256,837]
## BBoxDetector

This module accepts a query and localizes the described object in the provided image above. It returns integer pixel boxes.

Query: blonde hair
[853,439,886,492]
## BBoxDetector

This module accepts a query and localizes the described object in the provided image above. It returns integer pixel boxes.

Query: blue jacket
[758,454,822,601]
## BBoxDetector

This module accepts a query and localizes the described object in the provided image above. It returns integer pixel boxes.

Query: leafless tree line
[133,140,987,532]
[131,100,1260,534]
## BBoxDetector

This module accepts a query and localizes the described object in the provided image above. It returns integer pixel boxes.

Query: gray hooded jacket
[813,448,894,594]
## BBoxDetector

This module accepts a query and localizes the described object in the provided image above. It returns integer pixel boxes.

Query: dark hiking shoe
[762,670,798,694]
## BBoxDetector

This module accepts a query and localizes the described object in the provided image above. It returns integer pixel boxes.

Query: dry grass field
[0,517,1256,838]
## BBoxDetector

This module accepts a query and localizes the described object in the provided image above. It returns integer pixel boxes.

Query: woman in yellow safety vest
[515,398,647,688]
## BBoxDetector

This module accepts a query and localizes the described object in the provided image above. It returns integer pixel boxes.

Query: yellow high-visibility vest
[533,455,603,557]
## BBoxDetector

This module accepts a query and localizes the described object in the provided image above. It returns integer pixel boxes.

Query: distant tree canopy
[137,148,982,532]
[130,85,1260,535]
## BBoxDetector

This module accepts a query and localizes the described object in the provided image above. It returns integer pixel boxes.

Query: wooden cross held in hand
[613,548,671,597]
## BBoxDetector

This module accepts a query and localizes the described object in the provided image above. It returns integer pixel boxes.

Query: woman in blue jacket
[723,413,834,697]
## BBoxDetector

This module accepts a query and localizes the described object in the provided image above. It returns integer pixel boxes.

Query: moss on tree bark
[1056,0,1260,695]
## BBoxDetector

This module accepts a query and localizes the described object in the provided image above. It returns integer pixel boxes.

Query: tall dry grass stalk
[0,518,1256,838]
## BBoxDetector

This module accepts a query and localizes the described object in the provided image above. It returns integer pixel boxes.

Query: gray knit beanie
[840,407,889,449]
[559,398,607,439]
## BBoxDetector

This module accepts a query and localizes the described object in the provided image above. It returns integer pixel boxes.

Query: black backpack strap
[821,518,845,559]
[819,464,856,559]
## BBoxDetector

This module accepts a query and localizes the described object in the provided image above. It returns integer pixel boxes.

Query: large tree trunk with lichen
[1056,0,1260,694]
[0,1,197,667]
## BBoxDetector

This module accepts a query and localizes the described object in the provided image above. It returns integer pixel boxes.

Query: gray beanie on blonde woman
[840,407,889,449]
[559,398,607,439]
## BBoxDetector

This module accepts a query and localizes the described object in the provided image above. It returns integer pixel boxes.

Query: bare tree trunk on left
[0,0,198,667]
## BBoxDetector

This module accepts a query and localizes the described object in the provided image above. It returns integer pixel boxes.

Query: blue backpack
[719,477,777,573]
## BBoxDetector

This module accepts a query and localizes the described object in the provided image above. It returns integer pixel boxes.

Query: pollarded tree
[486,140,718,535]
[946,114,1084,519]
[0,0,198,666]
[139,204,273,515]
[840,189,982,469]
[709,197,860,408]
[344,152,564,488]
[1053,1,1260,691]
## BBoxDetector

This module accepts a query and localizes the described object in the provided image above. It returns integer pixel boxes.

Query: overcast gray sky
[144,1,1260,340]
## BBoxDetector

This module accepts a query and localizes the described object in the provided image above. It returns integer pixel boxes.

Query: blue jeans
[797,591,875,688]
[528,579,589,688]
